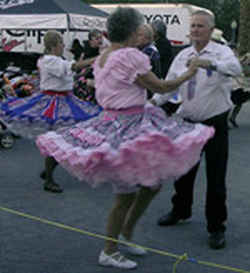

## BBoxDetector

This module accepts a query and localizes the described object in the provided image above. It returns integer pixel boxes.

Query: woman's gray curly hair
[106,7,144,43]
[43,31,63,54]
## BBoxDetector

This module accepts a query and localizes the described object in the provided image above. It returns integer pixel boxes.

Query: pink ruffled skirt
[36,105,214,191]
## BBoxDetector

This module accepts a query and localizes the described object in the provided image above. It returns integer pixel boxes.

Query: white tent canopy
[0,0,108,56]
[0,0,108,30]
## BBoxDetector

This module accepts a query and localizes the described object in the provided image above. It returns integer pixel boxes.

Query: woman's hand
[72,55,96,72]
[182,57,199,79]
[86,79,95,88]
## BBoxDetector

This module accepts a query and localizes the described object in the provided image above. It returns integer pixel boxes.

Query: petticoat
[36,105,214,190]
[0,90,102,139]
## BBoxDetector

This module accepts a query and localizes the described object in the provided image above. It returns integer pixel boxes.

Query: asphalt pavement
[1,103,250,273]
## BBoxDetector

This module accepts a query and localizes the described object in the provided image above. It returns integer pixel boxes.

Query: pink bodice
[93,47,151,109]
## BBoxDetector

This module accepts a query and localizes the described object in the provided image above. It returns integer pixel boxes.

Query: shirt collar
[188,41,216,57]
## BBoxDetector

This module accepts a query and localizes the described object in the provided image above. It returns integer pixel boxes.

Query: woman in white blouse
[0,31,102,193]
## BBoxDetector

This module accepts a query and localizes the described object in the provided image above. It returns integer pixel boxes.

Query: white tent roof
[0,0,108,30]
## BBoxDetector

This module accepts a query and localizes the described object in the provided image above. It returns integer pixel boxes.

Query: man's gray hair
[192,10,215,28]
[106,7,144,43]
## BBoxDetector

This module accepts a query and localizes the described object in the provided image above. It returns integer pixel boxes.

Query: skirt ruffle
[0,91,102,139]
[36,105,215,188]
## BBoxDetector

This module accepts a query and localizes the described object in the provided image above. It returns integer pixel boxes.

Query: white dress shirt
[153,41,242,121]
[38,55,75,92]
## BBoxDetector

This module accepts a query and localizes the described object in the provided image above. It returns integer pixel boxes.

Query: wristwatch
[209,63,217,71]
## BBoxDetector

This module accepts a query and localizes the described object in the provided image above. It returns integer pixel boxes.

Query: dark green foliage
[239,0,250,55]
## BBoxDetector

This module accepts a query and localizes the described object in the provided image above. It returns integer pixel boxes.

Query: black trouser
[171,111,229,233]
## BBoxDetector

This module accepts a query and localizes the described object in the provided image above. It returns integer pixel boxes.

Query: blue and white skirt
[0,90,102,139]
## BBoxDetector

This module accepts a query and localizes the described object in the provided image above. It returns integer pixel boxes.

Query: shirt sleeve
[46,57,75,78]
[114,48,151,84]
[213,46,242,77]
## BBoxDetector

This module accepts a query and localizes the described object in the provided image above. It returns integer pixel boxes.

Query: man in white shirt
[153,10,242,249]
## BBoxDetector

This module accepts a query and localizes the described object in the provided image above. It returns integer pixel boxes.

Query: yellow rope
[1,206,250,273]
[172,253,188,273]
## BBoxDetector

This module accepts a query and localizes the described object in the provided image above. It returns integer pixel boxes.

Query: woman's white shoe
[98,250,137,269]
[119,235,147,256]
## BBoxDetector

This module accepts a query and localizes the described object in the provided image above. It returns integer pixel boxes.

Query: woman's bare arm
[72,54,96,72]
[135,58,198,94]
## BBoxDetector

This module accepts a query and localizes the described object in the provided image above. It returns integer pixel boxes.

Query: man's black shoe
[157,211,189,226]
[208,231,226,249]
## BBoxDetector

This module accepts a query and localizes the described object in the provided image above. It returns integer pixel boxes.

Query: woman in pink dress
[36,8,214,269]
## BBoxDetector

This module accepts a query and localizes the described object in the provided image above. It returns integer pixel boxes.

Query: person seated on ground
[1,72,40,98]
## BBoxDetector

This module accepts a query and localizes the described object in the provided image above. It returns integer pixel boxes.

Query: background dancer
[137,23,162,99]
[0,31,102,193]
[229,51,250,128]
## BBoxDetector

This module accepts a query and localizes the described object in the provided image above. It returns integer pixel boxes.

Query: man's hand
[187,58,212,69]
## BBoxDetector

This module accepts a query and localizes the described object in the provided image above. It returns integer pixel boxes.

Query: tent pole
[24,30,28,52]
[65,14,71,59]
[0,29,3,51]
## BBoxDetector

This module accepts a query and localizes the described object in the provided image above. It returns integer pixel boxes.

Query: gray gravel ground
[1,103,250,273]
